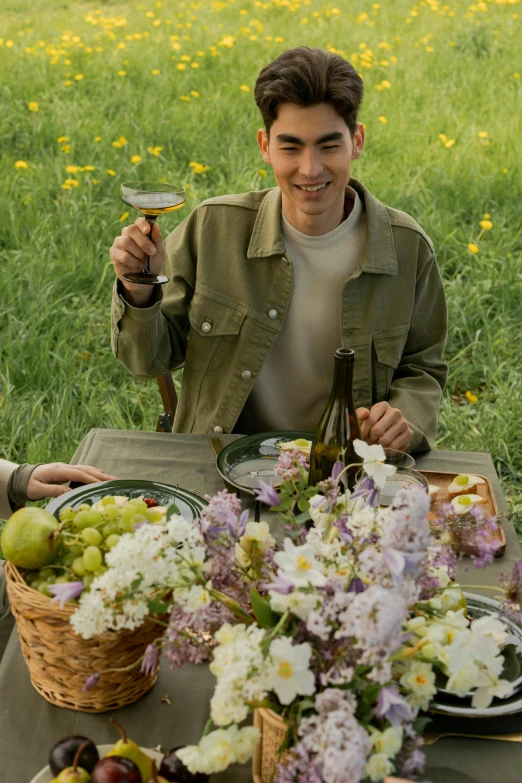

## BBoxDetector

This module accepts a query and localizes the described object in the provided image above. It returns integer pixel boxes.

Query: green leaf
[147,598,172,614]
[166,502,181,517]
[294,510,311,526]
[297,497,310,512]
[250,588,279,628]
[413,715,432,734]
[501,644,521,682]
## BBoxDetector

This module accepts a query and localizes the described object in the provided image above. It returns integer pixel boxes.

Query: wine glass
[120,181,185,285]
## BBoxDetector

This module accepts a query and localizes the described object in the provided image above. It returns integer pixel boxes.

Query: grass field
[0,0,520,528]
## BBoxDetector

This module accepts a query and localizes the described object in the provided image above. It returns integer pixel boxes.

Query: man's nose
[298,149,324,180]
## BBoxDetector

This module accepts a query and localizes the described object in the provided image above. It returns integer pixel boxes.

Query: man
[110,47,447,453]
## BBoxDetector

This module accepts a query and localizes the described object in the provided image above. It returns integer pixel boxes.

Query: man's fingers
[120,224,156,255]
[369,408,401,442]
[111,247,143,272]
[27,482,70,501]
[73,465,117,480]
[376,419,405,447]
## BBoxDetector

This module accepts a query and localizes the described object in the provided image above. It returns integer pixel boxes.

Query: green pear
[55,741,92,782]
[1,507,60,569]
[106,718,153,781]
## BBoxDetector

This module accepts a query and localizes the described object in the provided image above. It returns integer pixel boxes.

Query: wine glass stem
[143,215,157,276]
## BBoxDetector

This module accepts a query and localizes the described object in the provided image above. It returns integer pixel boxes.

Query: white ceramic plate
[30,744,163,783]
[430,592,522,717]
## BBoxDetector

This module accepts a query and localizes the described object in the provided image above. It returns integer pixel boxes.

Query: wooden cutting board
[419,470,506,558]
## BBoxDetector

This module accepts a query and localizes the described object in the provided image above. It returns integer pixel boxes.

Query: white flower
[370,725,403,756]
[354,439,397,489]
[472,678,513,709]
[336,585,407,653]
[273,538,326,587]
[269,637,315,704]
[446,663,482,697]
[365,752,394,782]
[269,589,322,621]
[400,661,437,711]
[309,490,354,528]
[472,615,510,648]
[177,581,212,613]
[177,725,259,775]
[235,521,275,568]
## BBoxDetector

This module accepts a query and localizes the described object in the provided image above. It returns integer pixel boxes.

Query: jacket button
[201,321,212,333]
[241,370,252,380]
[268,309,278,320]
[213,425,223,434]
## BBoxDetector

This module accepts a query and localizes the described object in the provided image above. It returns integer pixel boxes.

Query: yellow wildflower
[64,80,73,87]
[6,41,14,48]
[106,169,116,176]
[503,168,509,174]
[479,220,493,230]
[14,160,29,169]
[274,36,285,42]
[514,73,520,79]
[478,131,488,138]
[444,139,456,148]
[258,169,267,177]
[465,390,478,404]
[191,62,199,68]
[240,84,250,92]
[92,179,100,184]
[130,155,142,164]
[95,136,102,142]
[176,63,186,71]
[120,211,130,221]
[63,178,79,187]
[66,165,82,174]
[378,115,387,124]
[181,55,191,61]
[28,101,39,112]
[219,35,235,48]
[61,145,70,154]
[180,95,190,101]
[57,136,68,143]
[118,70,126,76]
[483,213,490,219]
[468,243,479,254]
[74,74,84,81]
[190,90,200,98]
[84,165,95,171]
[151,69,160,76]
[147,146,163,156]
[438,133,447,143]
[189,161,210,174]
[381,80,391,88]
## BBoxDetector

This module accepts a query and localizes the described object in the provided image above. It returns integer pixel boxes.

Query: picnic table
[1,429,521,782]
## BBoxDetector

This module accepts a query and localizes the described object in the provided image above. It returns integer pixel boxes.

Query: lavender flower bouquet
[69,440,521,782]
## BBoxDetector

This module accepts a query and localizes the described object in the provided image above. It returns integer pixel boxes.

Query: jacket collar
[247,177,398,276]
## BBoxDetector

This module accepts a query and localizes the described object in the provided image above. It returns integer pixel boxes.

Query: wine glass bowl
[380,447,415,470]
[119,182,185,285]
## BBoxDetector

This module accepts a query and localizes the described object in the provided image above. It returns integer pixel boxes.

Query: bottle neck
[331,352,355,404]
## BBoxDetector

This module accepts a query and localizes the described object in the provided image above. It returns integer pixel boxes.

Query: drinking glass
[120,181,185,285]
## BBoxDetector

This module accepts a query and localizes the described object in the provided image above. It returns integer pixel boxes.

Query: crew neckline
[281,185,363,248]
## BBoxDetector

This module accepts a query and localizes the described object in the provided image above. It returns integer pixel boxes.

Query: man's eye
[323,145,340,150]
[281,147,298,151]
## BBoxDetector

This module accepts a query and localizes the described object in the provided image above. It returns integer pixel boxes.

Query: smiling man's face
[258,102,364,236]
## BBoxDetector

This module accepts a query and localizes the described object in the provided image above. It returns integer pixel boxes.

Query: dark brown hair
[254,46,364,138]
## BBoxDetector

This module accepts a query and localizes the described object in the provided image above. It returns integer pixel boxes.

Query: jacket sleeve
[111,207,200,379]
[0,460,18,521]
[387,252,448,452]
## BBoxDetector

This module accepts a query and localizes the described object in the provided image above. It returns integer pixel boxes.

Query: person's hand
[26,464,117,501]
[356,402,413,452]
[110,218,166,306]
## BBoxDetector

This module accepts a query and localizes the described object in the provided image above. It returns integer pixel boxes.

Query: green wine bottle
[308,348,362,490]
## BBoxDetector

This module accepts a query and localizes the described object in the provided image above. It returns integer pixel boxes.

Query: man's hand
[26,464,117,501]
[356,402,413,452]
[110,218,166,307]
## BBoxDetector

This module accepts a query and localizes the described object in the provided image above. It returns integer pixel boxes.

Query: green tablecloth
[1,429,521,783]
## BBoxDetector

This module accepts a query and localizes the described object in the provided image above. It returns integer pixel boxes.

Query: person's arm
[357,252,448,453]
[386,251,448,452]
[0,460,19,520]
[110,208,199,379]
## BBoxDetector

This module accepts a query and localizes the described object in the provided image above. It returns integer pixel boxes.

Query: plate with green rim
[216,431,313,497]
[45,479,207,522]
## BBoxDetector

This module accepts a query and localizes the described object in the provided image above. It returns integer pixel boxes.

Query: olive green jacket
[111,178,448,452]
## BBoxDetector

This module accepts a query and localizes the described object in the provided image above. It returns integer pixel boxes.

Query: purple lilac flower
[350,476,379,507]
[347,577,366,594]
[331,461,344,486]
[140,643,159,677]
[82,673,100,691]
[470,518,503,567]
[274,742,322,783]
[48,581,84,609]
[274,449,309,481]
[264,572,294,595]
[254,479,281,508]
[201,488,241,531]
[375,685,413,725]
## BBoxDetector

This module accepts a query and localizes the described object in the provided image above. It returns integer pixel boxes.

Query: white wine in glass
[120,181,186,285]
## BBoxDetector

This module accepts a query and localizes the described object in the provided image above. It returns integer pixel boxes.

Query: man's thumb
[357,407,370,419]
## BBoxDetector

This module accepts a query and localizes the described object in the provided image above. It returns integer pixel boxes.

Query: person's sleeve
[0,461,39,519]
[388,252,448,453]
[110,207,200,379]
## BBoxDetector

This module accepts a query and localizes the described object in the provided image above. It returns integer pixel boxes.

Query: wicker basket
[253,708,288,783]
[5,562,167,713]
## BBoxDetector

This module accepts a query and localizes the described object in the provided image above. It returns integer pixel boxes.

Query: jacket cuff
[114,280,163,322]
[8,464,39,509]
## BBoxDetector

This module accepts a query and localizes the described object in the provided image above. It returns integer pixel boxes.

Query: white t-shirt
[236,185,367,434]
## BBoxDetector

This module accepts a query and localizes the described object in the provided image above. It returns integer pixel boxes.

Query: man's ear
[257,128,271,164]
[351,122,365,160]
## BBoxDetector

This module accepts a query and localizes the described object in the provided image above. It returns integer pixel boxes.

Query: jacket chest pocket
[187,290,247,373]
[372,328,409,403]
